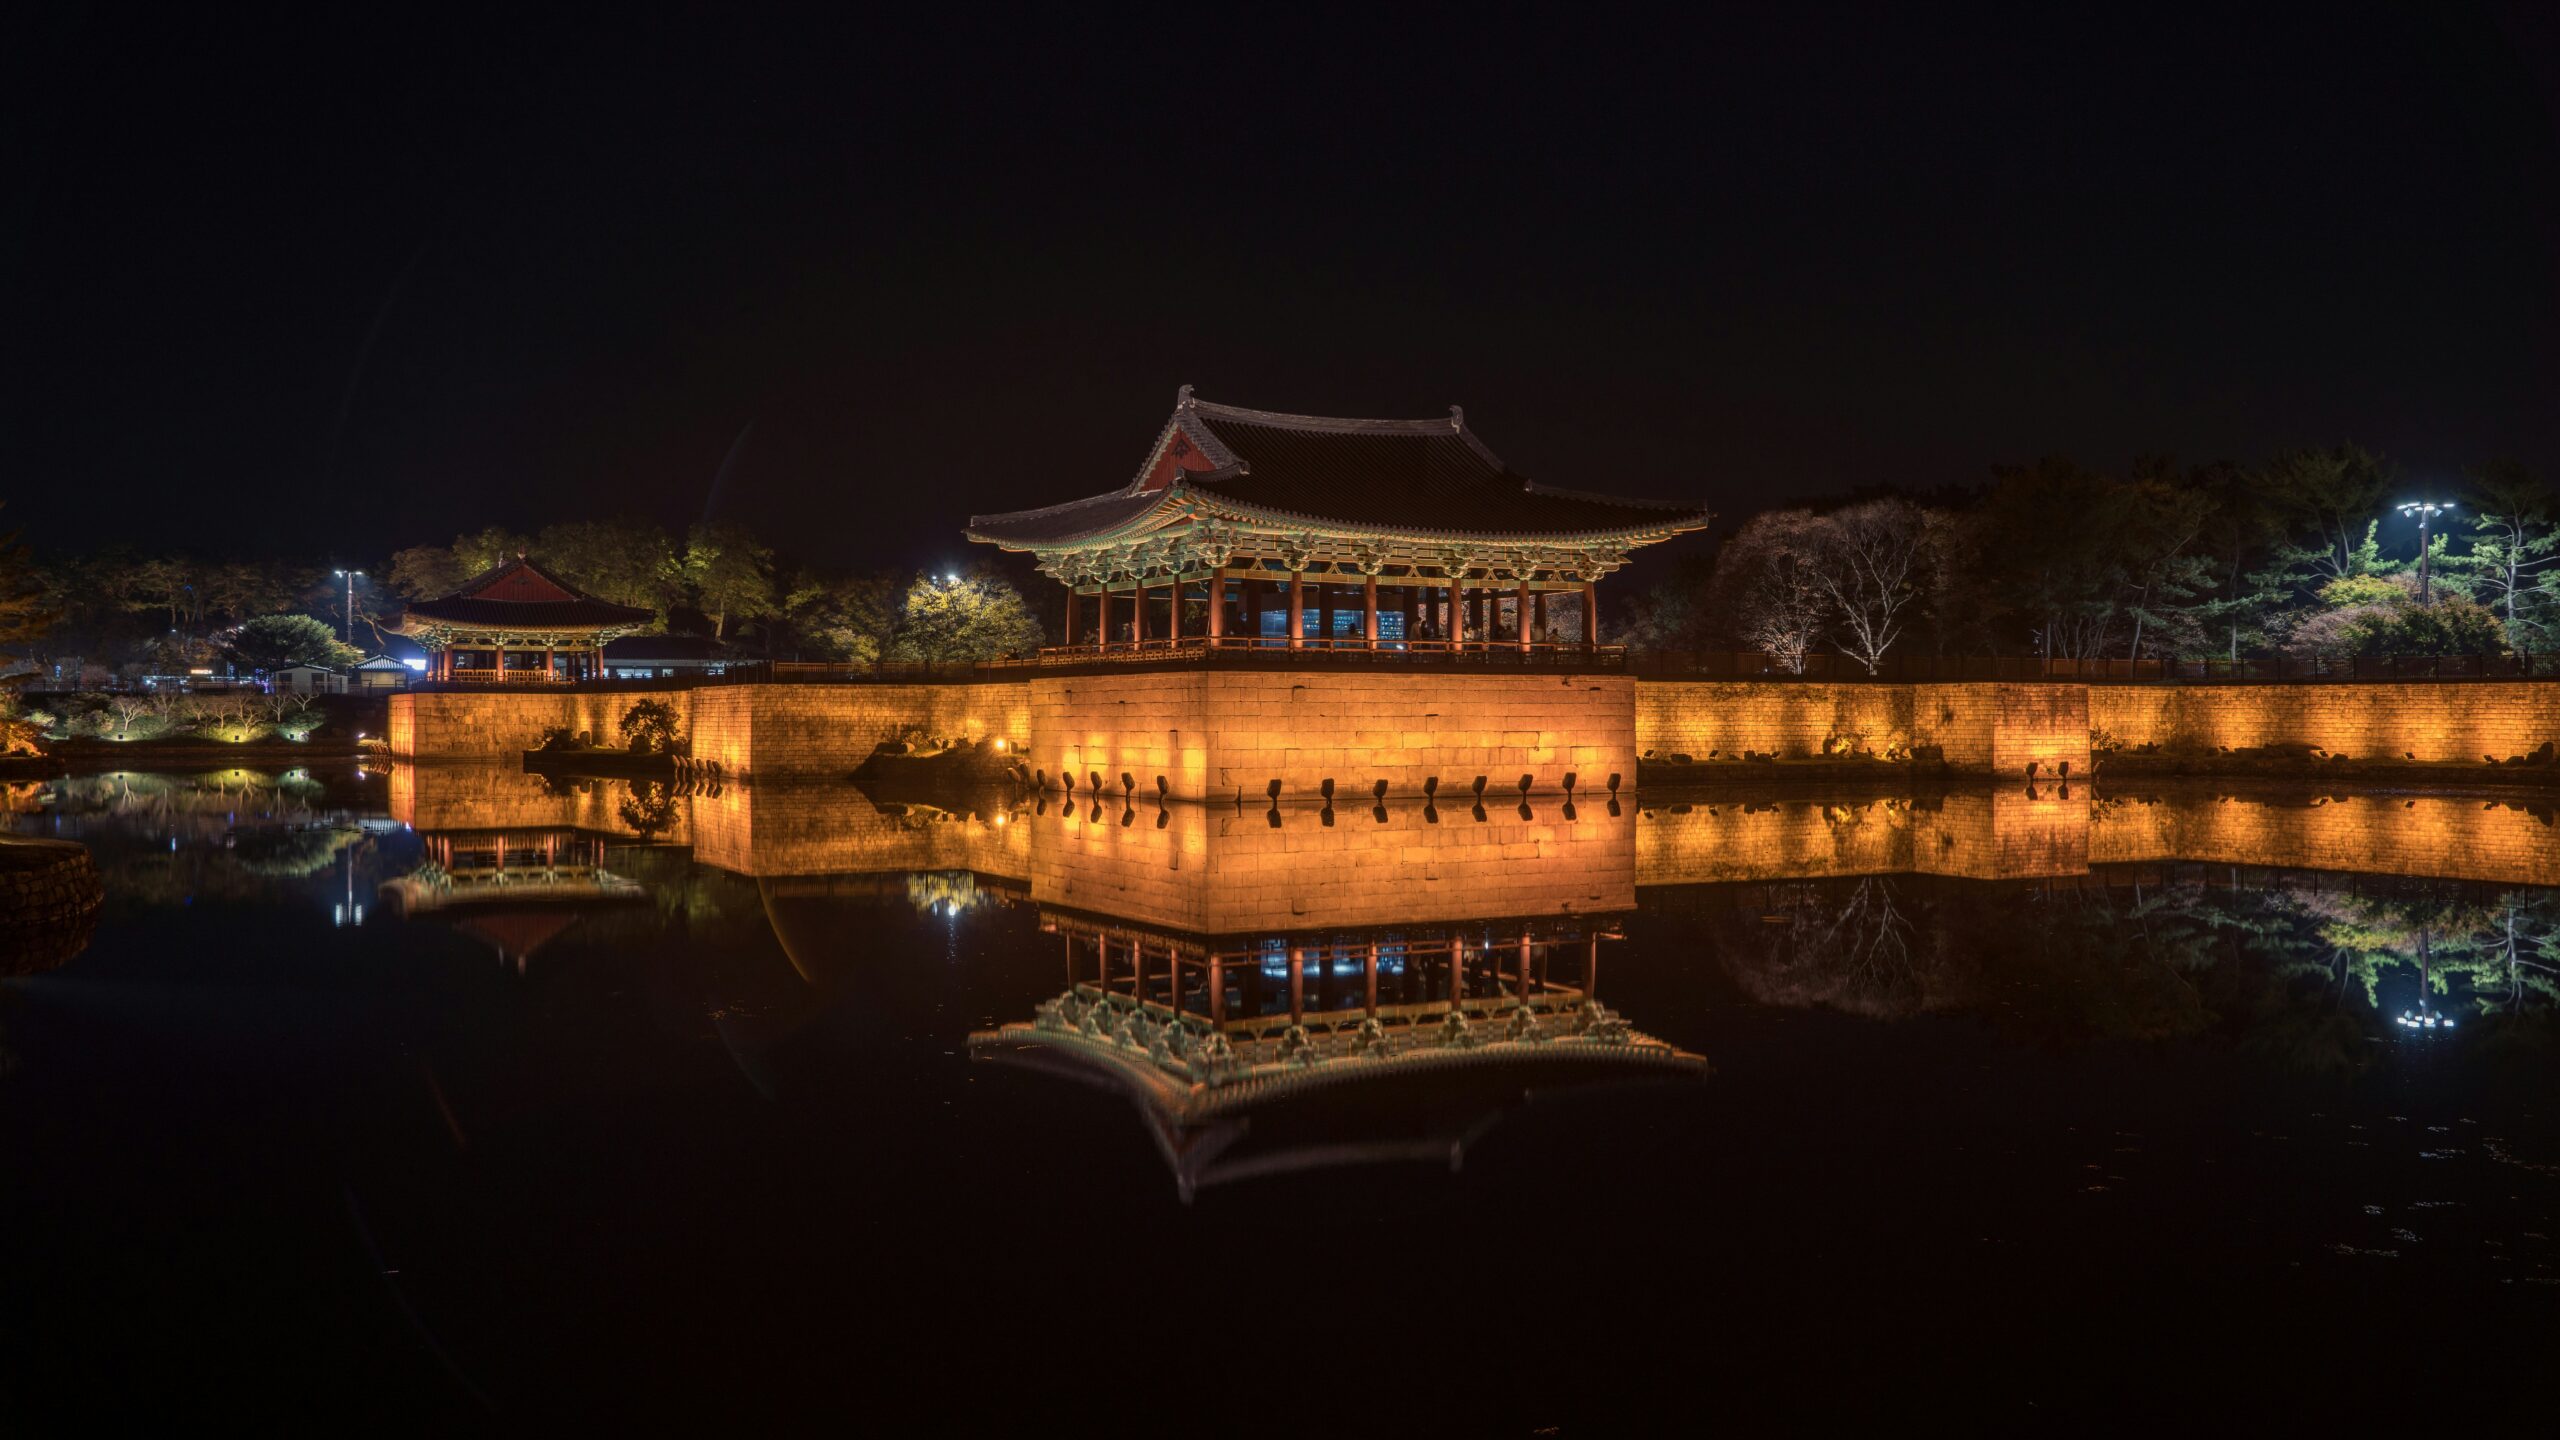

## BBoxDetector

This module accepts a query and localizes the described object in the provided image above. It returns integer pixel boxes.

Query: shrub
[619,699,684,755]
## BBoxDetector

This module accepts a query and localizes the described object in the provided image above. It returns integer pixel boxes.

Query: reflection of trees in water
[616,780,677,840]
[1731,877,1923,1017]
[1709,871,2560,1072]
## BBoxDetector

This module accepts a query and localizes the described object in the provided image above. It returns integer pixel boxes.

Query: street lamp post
[332,568,363,643]
[2395,502,2453,606]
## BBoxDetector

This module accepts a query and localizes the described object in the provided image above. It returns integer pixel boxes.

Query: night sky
[4,3,2554,577]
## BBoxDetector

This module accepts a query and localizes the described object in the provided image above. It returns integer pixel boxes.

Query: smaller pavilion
[394,556,654,683]
[965,388,1711,654]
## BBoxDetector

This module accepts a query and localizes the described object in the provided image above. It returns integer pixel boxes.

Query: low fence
[1623,651,2557,684]
[392,645,2557,694]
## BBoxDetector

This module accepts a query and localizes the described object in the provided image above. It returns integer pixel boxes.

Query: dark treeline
[1624,446,2557,670]
[0,514,1049,684]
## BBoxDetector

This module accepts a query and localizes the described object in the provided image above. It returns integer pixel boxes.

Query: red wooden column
[1168,576,1183,643]
[1288,572,1306,650]
[1133,580,1148,646]
[1448,574,1466,650]
[1289,947,1305,1022]
[1098,588,1113,650]
[1206,572,1225,644]
[1586,935,1601,1001]
[1363,573,1379,648]
[1366,942,1380,1015]
[1582,580,1600,646]
[1516,577,1533,653]
[1518,935,1534,999]
[1209,955,1226,1024]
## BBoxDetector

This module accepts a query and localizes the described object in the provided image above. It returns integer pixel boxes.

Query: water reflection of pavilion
[974,903,1702,1199]
[377,828,646,967]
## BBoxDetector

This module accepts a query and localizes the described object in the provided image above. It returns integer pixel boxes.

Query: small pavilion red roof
[399,556,655,630]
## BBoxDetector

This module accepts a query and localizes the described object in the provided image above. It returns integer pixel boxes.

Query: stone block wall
[1635,680,2090,776]
[2087,682,2560,764]
[691,683,1028,780]
[387,690,687,759]
[1033,671,1637,804]
[1635,682,1914,761]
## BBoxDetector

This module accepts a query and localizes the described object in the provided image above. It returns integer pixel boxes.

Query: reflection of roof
[967,392,1710,547]
[398,556,655,631]
[970,985,1705,1198]
[453,910,583,963]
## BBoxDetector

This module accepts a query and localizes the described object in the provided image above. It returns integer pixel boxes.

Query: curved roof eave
[1186,493,1711,546]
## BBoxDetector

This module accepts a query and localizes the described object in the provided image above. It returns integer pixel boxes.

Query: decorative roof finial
[1177,383,1195,409]
[1449,405,1465,429]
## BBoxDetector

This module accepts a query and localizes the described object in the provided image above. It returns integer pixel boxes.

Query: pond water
[5,764,2558,1429]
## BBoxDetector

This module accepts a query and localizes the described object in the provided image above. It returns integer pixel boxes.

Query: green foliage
[618,698,684,755]
[226,614,360,673]
[883,571,1045,662]
[0,503,61,647]
[536,520,678,620]
[2260,445,2397,583]
[2337,595,2509,658]
[2448,461,2560,651]
[2316,572,2409,609]
[783,571,899,663]
[679,523,777,639]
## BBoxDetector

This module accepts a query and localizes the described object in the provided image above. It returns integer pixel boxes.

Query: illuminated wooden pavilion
[965,388,1710,653]
[394,556,654,682]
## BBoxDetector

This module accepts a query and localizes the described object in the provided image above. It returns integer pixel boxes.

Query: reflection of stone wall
[2087,683,2560,764]
[1031,800,1637,934]
[2089,791,2560,889]
[1634,785,2559,888]
[1036,672,1636,803]
[386,762,692,844]
[1634,788,2091,885]
[1635,681,2091,775]
[688,786,1031,879]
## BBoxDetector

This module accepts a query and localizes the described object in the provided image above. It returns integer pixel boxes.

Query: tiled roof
[965,392,1708,548]
[398,556,655,631]
[964,488,1178,547]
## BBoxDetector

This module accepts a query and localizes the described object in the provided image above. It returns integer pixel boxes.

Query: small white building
[350,654,415,692]
[271,665,348,696]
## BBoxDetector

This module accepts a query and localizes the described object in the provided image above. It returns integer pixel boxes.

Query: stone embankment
[1,838,105,975]
[388,674,2560,794]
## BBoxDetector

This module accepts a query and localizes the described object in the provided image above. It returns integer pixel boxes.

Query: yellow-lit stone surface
[386,690,691,760]
[1026,798,1636,933]
[396,674,2560,786]
[688,782,1031,878]
[1635,680,2091,774]
[690,683,1028,779]
[1036,671,1636,803]
[1635,785,2560,888]
[2087,682,2560,763]
[386,760,693,845]
[388,760,2560,918]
